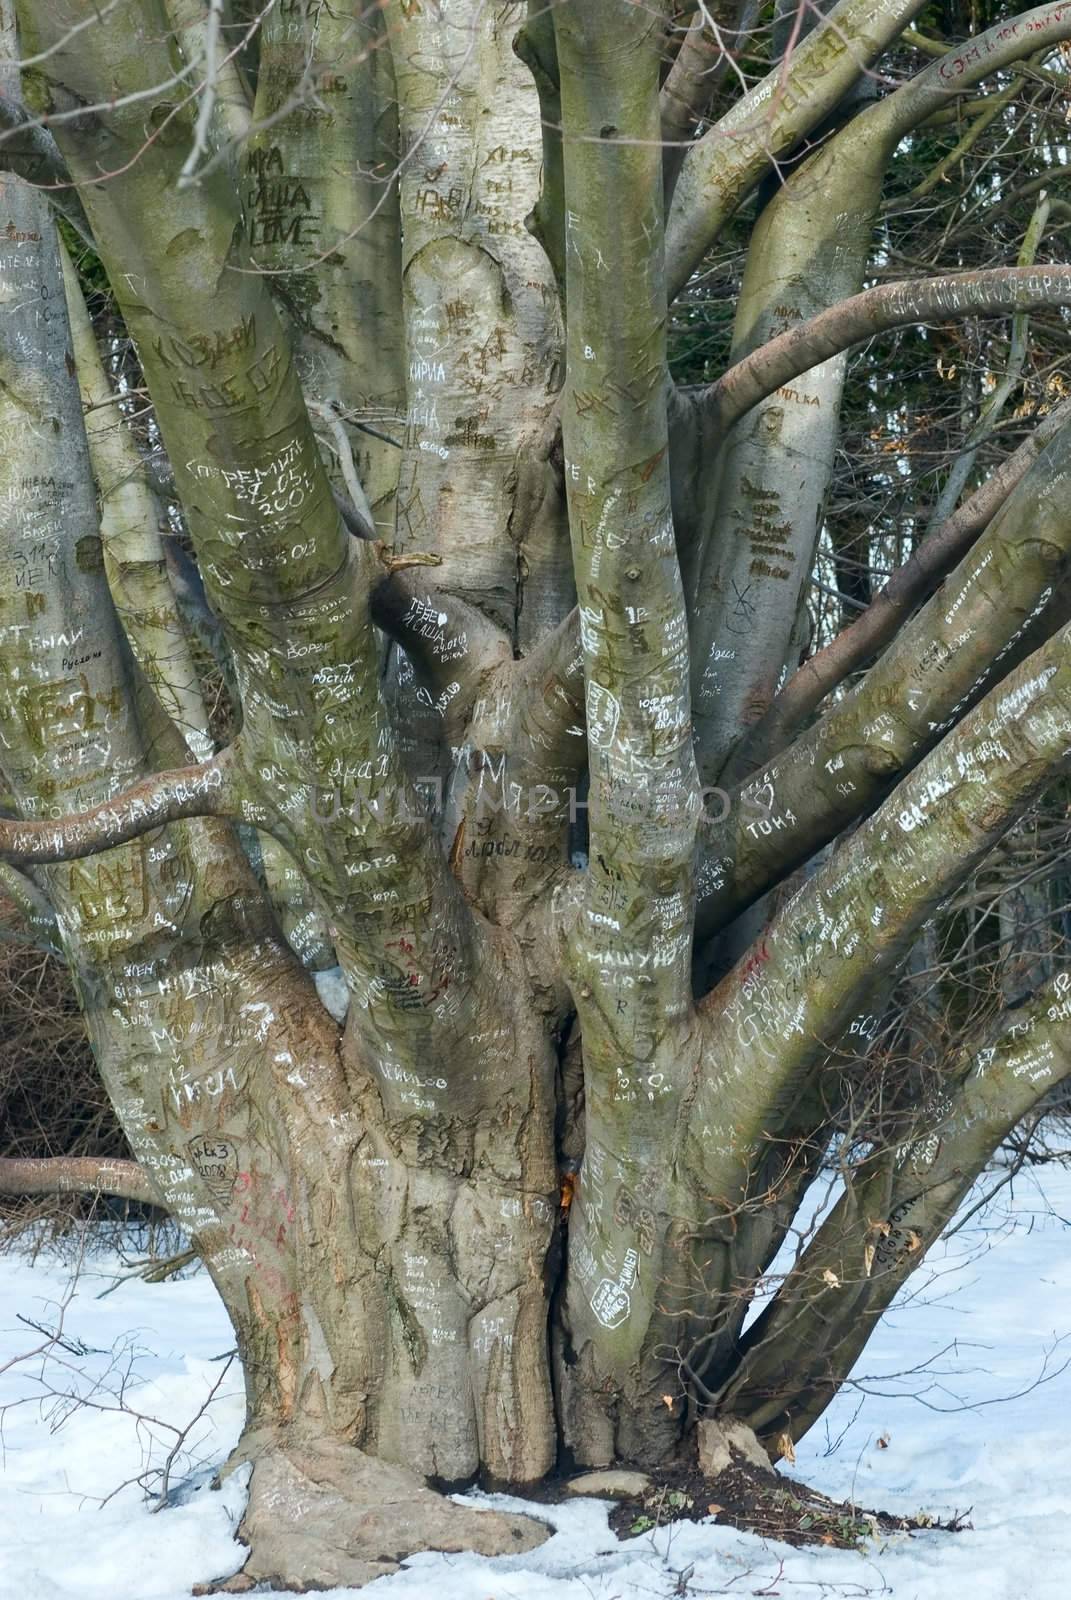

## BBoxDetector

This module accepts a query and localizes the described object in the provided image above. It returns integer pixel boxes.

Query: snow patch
[314,964,350,1022]
[0,1166,1069,1598]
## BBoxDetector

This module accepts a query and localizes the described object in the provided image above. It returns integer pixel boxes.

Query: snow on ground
[1,1163,1069,1600]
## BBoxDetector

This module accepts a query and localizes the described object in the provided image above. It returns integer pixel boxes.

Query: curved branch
[707,267,1071,435]
[0,1156,159,1206]
[715,972,1071,1447]
[0,95,94,243]
[697,408,1071,938]
[665,0,928,296]
[736,396,1071,769]
[690,619,1071,1201]
[667,0,1071,299]
[371,569,511,712]
[660,0,759,201]
[0,749,241,865]
[889,8,1071,126]
[907,71,1026,200]
[685,1,1071,783]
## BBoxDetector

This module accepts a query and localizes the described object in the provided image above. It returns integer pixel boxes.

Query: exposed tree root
[193,1432,550,1594]
[604,1431,971,1550]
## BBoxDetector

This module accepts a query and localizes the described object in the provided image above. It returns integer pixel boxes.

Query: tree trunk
[3,0,1071,1590]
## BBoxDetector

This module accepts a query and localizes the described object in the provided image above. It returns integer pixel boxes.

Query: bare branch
[738,395,1071,768]
[307,399,375,531]
[0,750,240,866]
[172,0,253,185]
[908,71,1028,200]
[691,619,1071,1198]
[716,971,1071,1446]
[885,4,1071,132]
[686,0,1071,787]
[665,0,928,296]
[177,0,224,185]
[0,1155,158,1205]
[697,408,1071,937]
[667,0,1071,298]
[706,266,1071,435]
[660,0,759,200]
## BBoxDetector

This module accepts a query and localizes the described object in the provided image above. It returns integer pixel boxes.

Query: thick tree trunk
[4,0,1071,1589]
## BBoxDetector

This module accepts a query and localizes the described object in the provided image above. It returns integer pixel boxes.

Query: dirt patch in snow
[601,1456,972,1550]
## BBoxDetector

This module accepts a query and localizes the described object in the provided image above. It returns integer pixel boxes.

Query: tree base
[193,1432,551,1594]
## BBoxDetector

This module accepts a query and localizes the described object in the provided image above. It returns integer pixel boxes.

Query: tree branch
[551,2,709,1421]
[555,0,699,1005]
[715,971,1071,1445]
[660,0,759,202]
[244,0,403,520]
[706,267,1071,435]
[686,0,1071,783]
[902,24,949,56]
[668,0,1071,300]
[22,0,499,1096]
[890,6,1071,122]
[172,0,252,185]
[736,395,1071,769]
[665,0,929,297]
[445,606,586,934]
[60,239,216,765]
[0,750,240,865]
[0,1156,159,1206]
[697,408,1071,938]
[0,862,62,954]
[908,71,1027,199]
[509,605,586,790]
[919,195,1050,540]
[307,400,375,531]
[371,568,511,714]
[689,620,1071,1203]
[515,2,564,294]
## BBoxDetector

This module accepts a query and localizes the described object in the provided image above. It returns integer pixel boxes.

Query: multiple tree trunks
[1,0,1071,1589]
